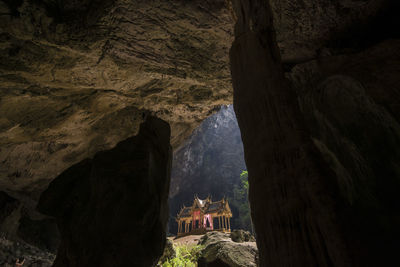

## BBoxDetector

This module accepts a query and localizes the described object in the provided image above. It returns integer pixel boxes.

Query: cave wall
[230,0,400,266]
[37,116,172,267]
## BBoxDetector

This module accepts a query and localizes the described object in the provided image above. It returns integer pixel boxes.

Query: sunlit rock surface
[0,0,234,200]
[198,231,258,267]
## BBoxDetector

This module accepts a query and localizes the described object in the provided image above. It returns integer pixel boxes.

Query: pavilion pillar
[224,216,227,231]
[224,216,226,230]
[219,216,222,230]
[228,217,231,231]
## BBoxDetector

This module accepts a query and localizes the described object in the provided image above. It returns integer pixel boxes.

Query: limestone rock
[289,39,400,267]
[1,0,396,205]
[230,0,400,266]
[269,0,398,63]
[197,231,258,267]
[37,116,172,267]
[0,0,234,202]
[230,230,255,243]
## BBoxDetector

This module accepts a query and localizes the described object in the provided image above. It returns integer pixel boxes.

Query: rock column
[230,0,354,266]
[38,116,172,267]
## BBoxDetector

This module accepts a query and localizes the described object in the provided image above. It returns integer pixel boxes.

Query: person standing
[15,258,25,267]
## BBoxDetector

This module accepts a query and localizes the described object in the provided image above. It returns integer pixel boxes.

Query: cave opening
[169,105,252,236]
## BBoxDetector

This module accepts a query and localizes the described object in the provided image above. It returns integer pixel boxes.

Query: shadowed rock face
[0,191,19,225]
[230,0,400,266]
[292,40,400,266]
[37,116,172,267]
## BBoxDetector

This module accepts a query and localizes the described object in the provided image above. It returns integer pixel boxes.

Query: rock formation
[2,0,394,205]
[0,0,234,203]
[230,0,400,266]
[37,116,172,267]
[230,229,255,243]
[197,231,258,267]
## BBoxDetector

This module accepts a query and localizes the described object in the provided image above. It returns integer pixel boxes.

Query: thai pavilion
[176,195,232,237]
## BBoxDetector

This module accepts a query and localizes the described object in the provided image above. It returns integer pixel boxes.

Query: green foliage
[240,170,249,192]
[160,244,203,267]
[229,170,252,232]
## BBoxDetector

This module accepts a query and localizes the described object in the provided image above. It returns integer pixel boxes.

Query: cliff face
[169,105,246,233]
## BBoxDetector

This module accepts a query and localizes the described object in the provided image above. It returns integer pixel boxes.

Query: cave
[0,0,399,266]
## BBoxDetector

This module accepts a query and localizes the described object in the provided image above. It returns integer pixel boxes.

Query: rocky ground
[0,235,55,267]
[164,230,258,267]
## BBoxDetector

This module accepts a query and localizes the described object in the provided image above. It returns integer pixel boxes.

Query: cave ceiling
[0,0,391,199]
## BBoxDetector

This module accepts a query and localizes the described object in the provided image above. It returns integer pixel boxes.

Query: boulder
[230,230,255,243]
[37,116,172,267]
[197,231,258,267]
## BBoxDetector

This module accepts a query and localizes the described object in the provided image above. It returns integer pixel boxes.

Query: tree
[229,170,252,232]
